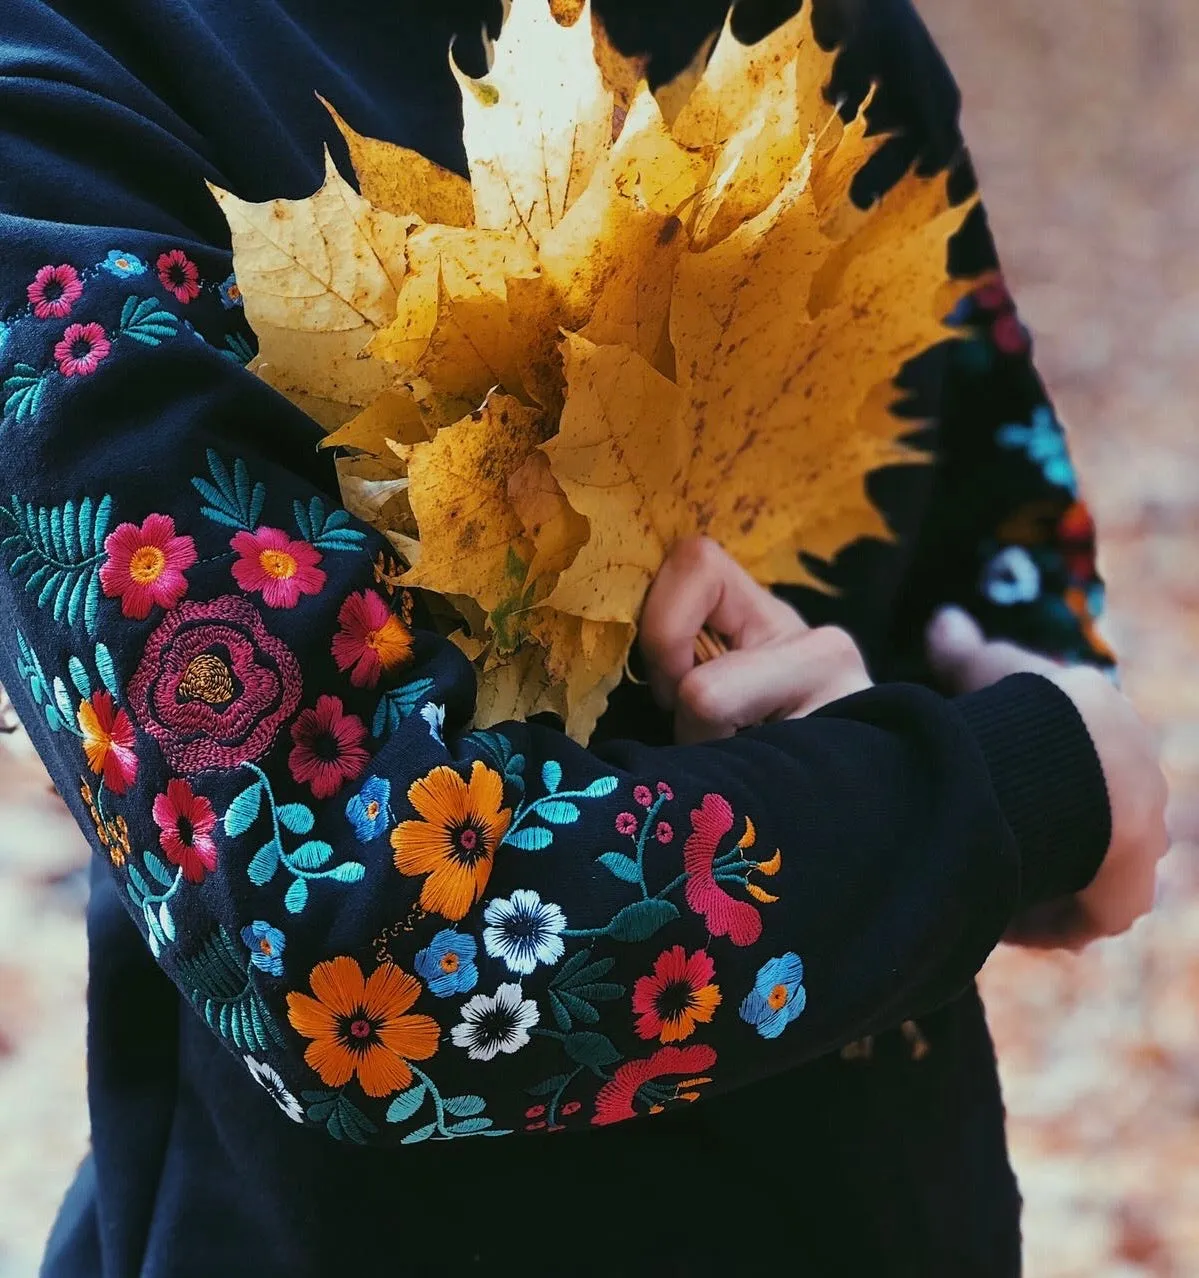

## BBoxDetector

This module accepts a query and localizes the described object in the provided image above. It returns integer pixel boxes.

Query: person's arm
[1,9,1112,1145]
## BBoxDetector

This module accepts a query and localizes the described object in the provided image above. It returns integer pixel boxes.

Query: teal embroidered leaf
[504,826,553,852]
[2,363,50,424]
[247,840,280,886]
[290,840,333,870]
[284,878,309,914]
[445,1117,493,1135]
[176,927,283,1053]
[224,783,263,838]
[581,776,619,799]
[550,947,593,987]
[328,1096,376,1145]
[143,851,175,889]
[372,678,436,738]
[119,296,180,346]
[386,1085,427,1124]
[323,861,366,884]
[127,864,151,899]
[50,677,75,725]
[526,1074,571,1097]
[94,643,121,699]
[563,1032,620,1074]
[604,899,679,943]
[442,1094,487,1119]
[537,800,580,826]
[568,982,623,1003]
[277,803,315,835]
[192,450,265,532]
[556,991,600,1025]
[541,760,562,794]
[549,990,572,1033]
[145,912,163,958]
[597,852,641,884]
[223,332,256,365]
[400,1122,438,1146]
[158,902,176,943]
[294,496,366,553]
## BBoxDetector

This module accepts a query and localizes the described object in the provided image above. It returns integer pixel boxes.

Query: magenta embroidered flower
[53,322,111,377]
[27,264,83,320]
[655,821,674,844]
[288,695,369,800]
[156,249,201,304]
[683,793,762,948]
[230,527,326,609]
[656,781,674,800]
[615,812,638,836]
[331,589,414,688]
[101,513,197,620]
[152,778,218,884]
[633,784,654,807]
[128,595,302,775]
[991,311,1030,356]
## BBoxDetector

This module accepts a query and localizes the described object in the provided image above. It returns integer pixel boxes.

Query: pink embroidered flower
[152,778,218,883]
[230,527,326,609]
[655,821,674,844]
[156,249,201,303]
[101,513,197,620]
[973,277,1012,313]
[27,264,83,320]
[656,781,673,800]
[128,595,301,775]
[592,1044,717,1127]
[53,322,111,377]
[289,695,369,800]
[633,784,653,807]
[991,311,1030,357]
[331,589,414,689]
[683,793,762,947]
[77,691,138,796]
[615,812,638,836]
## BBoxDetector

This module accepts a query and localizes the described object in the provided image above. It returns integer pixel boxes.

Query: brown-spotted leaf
[507,449,590,585]
[321,388,430,454]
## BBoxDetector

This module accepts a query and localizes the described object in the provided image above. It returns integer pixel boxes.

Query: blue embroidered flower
[415,928,479,998]
[345,775,392,842]
[740,952,807,1039]
[241,921,287,976]
[981,546,1042,606]
[997,406,1077,493]
[483,889,567,976]
[100,250,147,278]
[219,274,244,309]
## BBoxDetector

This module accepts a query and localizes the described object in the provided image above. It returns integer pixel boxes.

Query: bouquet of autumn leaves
[213,0,972,743]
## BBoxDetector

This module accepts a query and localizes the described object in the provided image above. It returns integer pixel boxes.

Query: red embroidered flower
[152,778,218,883]
[27,264,83,320]
[1057,501,1098,582]
[633,784,653,807]
[991,311,1030,357]
[156,249,201,304]
[101,513,197,620]
[230,527,326,609]
[683,793,762,947]
[289,695,369,800]
[53,322,111,377]
[615,812,638,836]
[592,1044,717,1127]
[331,590,414,689]
[656,781,673,800]
[77,691,138,796]
[655,822,673,844]
[632,946,721,1044]
[973,276,1012,313]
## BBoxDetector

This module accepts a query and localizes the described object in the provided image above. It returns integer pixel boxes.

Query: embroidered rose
[128,595,302,774]
[230,527,326,609]
[156,249,201,304]
[27,264,83,320]
[54,322,111,377]
[101,513,197,620]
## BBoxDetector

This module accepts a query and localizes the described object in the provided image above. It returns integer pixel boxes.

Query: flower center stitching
[348,1018,373,1041]
[178,653,235,706]
[258,548,298,580]
[259,938,274,956]
[176,816,195,847]
[767,984,789,1011]
[440,952,460,974]
[43,279,65,301]
[128,545,167,584]
[312,732,341,763]
[657,980,697,1022]
[365,801,380,821]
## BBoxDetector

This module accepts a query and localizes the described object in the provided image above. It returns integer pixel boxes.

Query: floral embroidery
[241,921,287,977]
[420,702,446,743]
[100,251,147,279]
[451,982,539,1062]
[591,1044,716,1127]
[683,797,779,946]
[244,1057,304,1122]
[152,778,218,884]
[78,689,138,796]
[27,264,83,320]
[391,761,512,922]
[288,695,369,800]
[54,322,111,377]
[286,957,439,1098]
[128,595,302,775]
[126,848,185,957]
[982,545,1041,606]
[331,589,413,689]
[997,405,1078,494]
[385,1064,511,1142]
[219,275,244,309]
[176,927,285,1051]
[81,779,131,868]
[483,889,567,976]
[231,526,326,609]
[740,952,807,1039]
[414,928,479,998]
[156,249,201,304]
[632,946,721,1044]
[345,775,392,842]
[100,512,197,620]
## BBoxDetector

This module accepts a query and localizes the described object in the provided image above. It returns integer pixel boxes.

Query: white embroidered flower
[483,888,567,975]
[244,1056,304,1123]
[451,983,539,1062]
[981,545,1041,606]
[420,702,446,744]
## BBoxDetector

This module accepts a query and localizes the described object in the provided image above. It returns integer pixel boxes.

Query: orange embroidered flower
[632,946,722,1044]
[77,691,138,795]
[391,761,511,922]
[286,957,439,1098]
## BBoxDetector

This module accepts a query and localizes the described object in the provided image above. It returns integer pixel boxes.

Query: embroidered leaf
[176,927,284,1053]
[400,1122,438,1145]
[551,945,594,986]
[548,990,572,1033]
[119,296,180,346]
[563,1031,621,1074]
[67,655,91,701]
[158,902,177,943]
[537,799,580,826]
[526,1073,571,1097]
[247,840,281,886]
[2,363,50,424]
[277,803,315,836]
[43,704,64,732]
[145,913,162,957]
[224,783,263,838]
[372,678,437,738]
[504,826,554,852]
[143,851,176,889]
[294,495,367,553]
[192,450,266,532]
[323,861,367,884]
[445,1117,494,1135]
[289,840,333,870]
[597,852,641,884]
[329,1095,377,1144]
[557,990,600,1024]
[126,864,151,900]
[604,898,679,943]
[386,1084,428,1124]
[541,760,563,794]
[442,1094,487,1119]
[284,878,310,913]
[581,776,619,799]
[554,954,616,991]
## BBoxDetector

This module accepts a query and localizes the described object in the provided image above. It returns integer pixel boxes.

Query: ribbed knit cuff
[956,673,1112,907]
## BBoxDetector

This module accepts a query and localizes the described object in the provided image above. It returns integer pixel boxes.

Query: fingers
[925,606,1059,694]
[673,627,871,745]
[641,537,805,708]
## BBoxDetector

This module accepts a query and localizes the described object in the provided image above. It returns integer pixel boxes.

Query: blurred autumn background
[1,0,1197,1274]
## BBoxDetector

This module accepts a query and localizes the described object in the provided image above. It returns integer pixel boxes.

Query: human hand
[640,537,872,745]
[927,606,1169,950]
